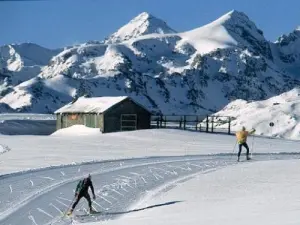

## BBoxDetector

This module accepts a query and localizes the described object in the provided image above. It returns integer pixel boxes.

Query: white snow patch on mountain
[105,12,177,44]
[213,88,300,140]
[0,10,300,117]
[180,11,238,54]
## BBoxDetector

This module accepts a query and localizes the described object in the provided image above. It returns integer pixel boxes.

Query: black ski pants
[238,142,249,157]
[71,191,92,210]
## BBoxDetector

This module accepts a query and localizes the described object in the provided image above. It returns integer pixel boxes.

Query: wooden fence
[150,115,233,134]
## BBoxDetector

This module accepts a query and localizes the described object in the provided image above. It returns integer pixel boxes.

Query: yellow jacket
[236,129,255,144]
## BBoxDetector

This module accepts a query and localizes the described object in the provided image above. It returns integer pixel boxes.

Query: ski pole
[63,196,76,217]
[251,135,255,158]
[230,141,237,160]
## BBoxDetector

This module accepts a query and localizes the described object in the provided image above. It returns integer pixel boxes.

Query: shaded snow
[0,120,56,135]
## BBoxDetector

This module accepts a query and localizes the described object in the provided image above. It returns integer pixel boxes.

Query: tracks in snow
[0,154,299,225]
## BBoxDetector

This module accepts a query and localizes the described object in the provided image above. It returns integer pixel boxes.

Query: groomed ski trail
[1,154,299,225]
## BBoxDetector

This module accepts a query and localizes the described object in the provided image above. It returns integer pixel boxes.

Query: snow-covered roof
[54,96,128,114]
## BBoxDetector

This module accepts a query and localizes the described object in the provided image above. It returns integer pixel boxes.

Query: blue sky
[1,0,300,49]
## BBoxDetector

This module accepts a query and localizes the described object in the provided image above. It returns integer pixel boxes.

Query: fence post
[211,116,214,133]
[206,115,209,133]
[228,117,231,134]
[160,115,163,128]
[195,116,198,131]
[184,115,186,130]
[179,117,182,129]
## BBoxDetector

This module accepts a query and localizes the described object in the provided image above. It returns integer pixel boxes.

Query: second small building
[54,96,151,133]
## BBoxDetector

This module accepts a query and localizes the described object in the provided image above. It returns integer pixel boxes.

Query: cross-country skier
[67,174,96,215]
[235,126,256,162]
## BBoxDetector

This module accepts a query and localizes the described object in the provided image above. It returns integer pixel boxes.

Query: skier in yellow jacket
[235,126,256,161]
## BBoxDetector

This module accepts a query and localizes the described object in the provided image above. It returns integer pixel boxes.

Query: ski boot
[66,209,73,216]
[89,208,97,214]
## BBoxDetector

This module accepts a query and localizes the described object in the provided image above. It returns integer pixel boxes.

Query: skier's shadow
[75,201,183,223]
[105,200,183,215]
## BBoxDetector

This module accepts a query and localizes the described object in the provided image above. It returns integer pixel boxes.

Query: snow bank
[100,160,300,225]
[0,120,56,135]
[51,125,101,136]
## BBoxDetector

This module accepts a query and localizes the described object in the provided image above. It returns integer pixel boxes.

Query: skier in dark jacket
[67,174,96,215]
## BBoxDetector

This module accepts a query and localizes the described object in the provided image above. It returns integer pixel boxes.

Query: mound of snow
[214,88,300,140]
[0,144,10,155]
[51,125,101,136]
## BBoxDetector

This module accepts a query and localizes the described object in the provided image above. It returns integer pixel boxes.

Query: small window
[120,114,137,131]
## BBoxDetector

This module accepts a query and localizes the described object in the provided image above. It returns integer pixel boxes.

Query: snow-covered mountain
[1,10,300,115]
[104,12,177,44]
[213,88,300,140]
[0,43,60,98]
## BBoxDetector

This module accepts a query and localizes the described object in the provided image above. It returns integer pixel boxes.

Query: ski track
[0,154,299,225]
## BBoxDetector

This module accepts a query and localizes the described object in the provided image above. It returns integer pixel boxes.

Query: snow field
[0,155,236,225]
[2,128,300,175]
[1,128,300,225]
[101,159,300,225]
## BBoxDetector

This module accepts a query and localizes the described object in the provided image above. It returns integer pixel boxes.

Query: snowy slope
[180,10,268,55]
[212,88,300,139]
[273,28,300,77]
[1,128,300,225]
[104,12,177,44]
[0,10,300,115]
[0,43,61,98]
[2,128,300,175]
[100,159,300,225]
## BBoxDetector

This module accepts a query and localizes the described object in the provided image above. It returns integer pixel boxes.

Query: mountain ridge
[1,10,300,115]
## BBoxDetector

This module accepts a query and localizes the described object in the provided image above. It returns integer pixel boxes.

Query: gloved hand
[93,194,96,200]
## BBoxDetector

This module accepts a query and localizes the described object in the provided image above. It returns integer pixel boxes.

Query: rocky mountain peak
[104,12,176,44]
